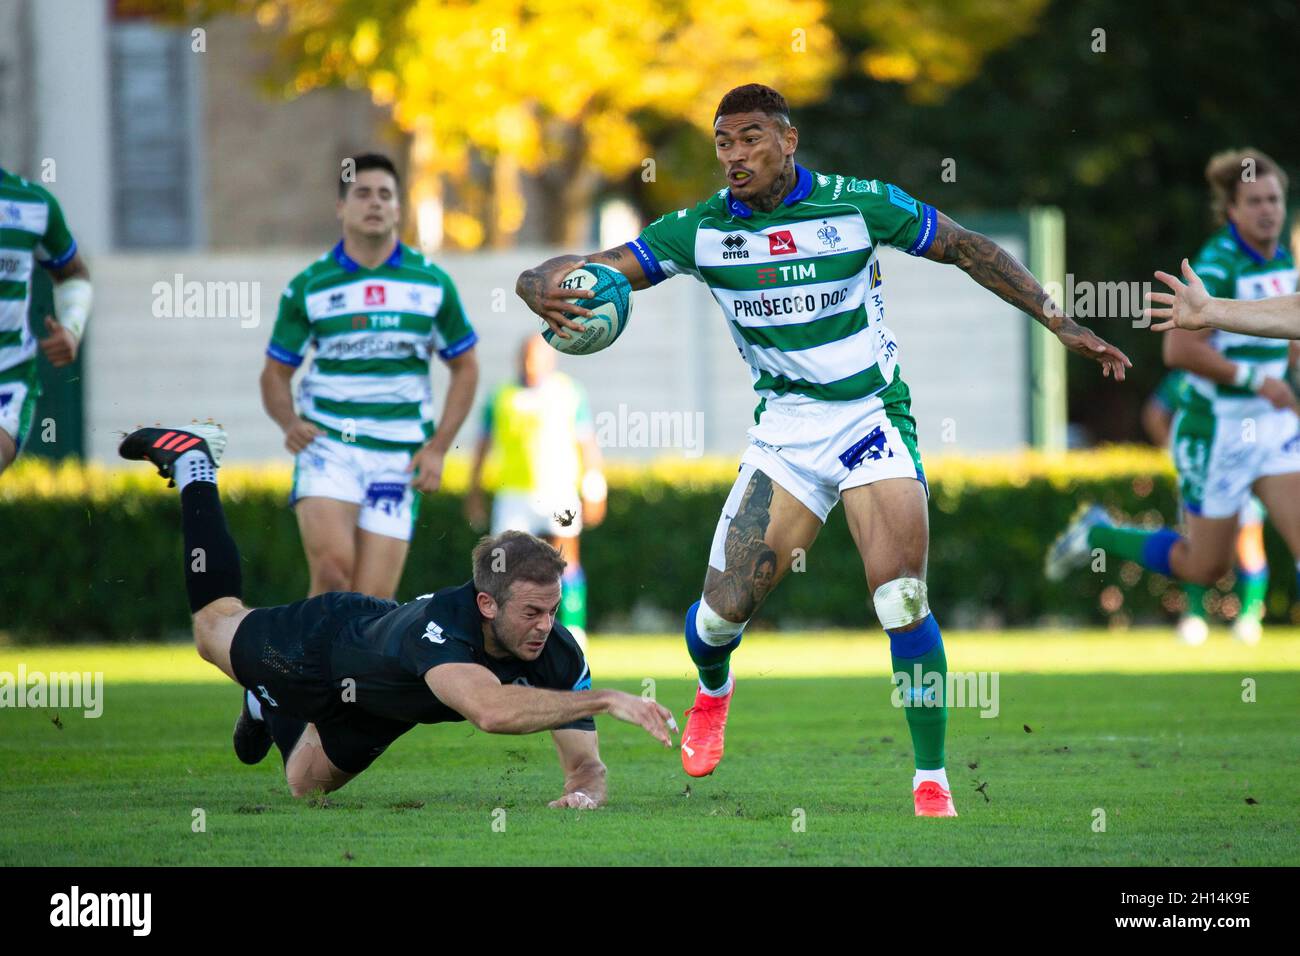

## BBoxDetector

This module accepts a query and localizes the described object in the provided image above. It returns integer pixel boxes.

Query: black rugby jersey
[327,582,594,730]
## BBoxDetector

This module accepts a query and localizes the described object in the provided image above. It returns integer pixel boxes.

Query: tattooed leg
[708,470,777,621]
[683,466,821,690]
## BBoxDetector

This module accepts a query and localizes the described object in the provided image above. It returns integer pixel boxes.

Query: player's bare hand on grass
[548,790,600,810]
[282,419,322,455]
[1055,322,1132,380]
[38,315,78,367]
[1146,259,1210,332]
[603,690,676,747]
[408,443,446,493]
[517,255,594,339]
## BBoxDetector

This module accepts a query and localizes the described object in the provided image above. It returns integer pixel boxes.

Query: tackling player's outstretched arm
[923,211,1131,380]
[549,728,608,809]
[424,662,676,742]
[516,245,649,339]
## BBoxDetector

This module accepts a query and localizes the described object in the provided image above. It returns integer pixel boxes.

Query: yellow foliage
[153,0,1047,245]
[441,210,486,250]
[252,0,841,182]
[851,0,1049,103]
[0,446,1174,502]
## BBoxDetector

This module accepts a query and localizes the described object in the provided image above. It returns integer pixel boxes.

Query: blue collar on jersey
[1228,222,1284,265]
[726,164,813,219]
[332,239,403,272]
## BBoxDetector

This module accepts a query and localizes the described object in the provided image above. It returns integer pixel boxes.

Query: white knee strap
[696,597,746,647]
[873,578,930,630]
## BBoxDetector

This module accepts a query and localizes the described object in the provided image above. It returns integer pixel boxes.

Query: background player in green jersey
[1141,370,1271,644]
[261,153,479,600]
[465,335,607,647]
[0,167,93,476]
[1052,148,1300,645]
[518,84,1130,817]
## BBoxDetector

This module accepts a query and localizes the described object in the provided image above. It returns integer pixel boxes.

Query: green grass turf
[1,632,1297,866]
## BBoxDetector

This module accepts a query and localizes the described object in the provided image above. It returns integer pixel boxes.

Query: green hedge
[2,451,1296,642]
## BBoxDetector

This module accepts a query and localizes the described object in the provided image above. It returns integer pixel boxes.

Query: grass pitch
[1,630,1297,866]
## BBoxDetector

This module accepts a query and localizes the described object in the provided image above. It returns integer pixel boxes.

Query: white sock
[174,449,216,491]
[913,767,949,790]
[245,689,263,721]
[699,674,734,698]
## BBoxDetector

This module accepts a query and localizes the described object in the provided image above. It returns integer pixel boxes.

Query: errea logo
[423,621,446,644]
[721,233,749,260]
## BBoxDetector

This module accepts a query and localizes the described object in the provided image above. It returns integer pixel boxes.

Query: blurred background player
[517,83,1130,817]
[1052,148,1300,643]
[1141,370,1270,644]
[466,334,606,647]
[0,166,93,476]
[260,153,479,600]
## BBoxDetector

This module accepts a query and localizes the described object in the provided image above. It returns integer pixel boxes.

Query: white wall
[83,242,1028,465]
[32,0,113,254]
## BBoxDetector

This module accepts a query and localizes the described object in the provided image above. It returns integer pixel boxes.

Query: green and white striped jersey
[268,241,477,451]
[627,166,937,405]
[1184,223,1298,416]
[0,167,78,384]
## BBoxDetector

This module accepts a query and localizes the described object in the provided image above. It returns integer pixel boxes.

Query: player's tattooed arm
[516,245,649,337]
[706,471,778,620]
[925,211,1131,380]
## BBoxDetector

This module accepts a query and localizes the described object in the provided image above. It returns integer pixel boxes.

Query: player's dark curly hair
[339,152,401,198]
[472,530,567,606]
[714,84,791,127]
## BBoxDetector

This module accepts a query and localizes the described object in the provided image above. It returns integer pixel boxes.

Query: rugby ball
[542,263,633,356]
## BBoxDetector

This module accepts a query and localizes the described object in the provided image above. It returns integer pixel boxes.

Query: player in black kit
[119,421,676,807]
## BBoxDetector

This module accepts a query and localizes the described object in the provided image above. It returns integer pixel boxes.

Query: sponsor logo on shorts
[256,685,279,708]
[365,481,407,517]
[839,426,894,470]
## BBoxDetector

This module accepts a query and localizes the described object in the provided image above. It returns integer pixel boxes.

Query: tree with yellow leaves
[127,0,1046,247]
